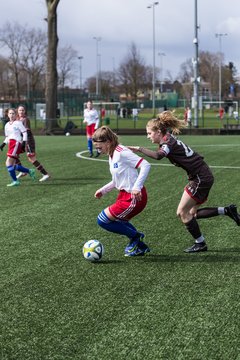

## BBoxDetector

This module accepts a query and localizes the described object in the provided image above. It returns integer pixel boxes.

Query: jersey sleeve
[19,122,28,141]
[133,159,151,191]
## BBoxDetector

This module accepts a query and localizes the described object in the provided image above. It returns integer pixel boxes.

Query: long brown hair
[147,110,187,135]
[92,126,119,156]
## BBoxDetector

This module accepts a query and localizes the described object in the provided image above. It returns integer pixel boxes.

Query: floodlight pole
[93,36,101,96]
[193,0,199,127]
[147,2,159,116]
[158,52,166,93]
[78,56,83,90]
[215,33,228,110]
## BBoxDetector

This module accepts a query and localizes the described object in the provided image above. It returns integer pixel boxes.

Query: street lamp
[78,56,83,90]
[215,33,228,108]
[193,0,200,128]
[147,1,159,115]
[93,36,101,96]
[158,52,165,93]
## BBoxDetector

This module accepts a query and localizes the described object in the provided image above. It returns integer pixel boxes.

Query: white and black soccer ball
[82,240,104,262]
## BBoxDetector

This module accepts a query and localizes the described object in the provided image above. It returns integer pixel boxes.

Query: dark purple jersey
[159,133,206,175]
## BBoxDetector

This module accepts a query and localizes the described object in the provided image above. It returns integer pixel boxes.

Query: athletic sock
[196,207,219,218]
[7,165,17,181]
[185,217,203,241]
[33,160,48,175]
[88,139,93,154]
[15,164,30,173]
[97,210,138,238]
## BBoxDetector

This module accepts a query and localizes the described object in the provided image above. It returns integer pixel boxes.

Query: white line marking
[76,151,240,170]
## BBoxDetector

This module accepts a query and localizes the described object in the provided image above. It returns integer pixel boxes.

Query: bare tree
[117,43,147,103]
[0,22,26,100]
[20,28,47,95]
[45,0,60,133]
[58,45,77,88]
[0,55,13,99]
[0,23,47,101]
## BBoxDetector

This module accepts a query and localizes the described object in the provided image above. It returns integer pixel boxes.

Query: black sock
[185,217,202,239]
[196,207,219,219]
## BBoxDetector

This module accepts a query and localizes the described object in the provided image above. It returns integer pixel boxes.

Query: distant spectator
[100,108,106,124]
[132,108,138,121]
[184,107,188,125]
[233,111,239,121]
[64,120,77,135]
[187,107,192,127]
[122,108,126,119]
[127,108,132,118]
[2,108,9,128]
[219,107,224,122]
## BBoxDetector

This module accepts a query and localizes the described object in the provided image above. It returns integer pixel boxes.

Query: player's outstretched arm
[128,146,164,160]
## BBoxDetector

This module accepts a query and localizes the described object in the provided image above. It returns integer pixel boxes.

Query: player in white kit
[93,126,151,256]
[83,100,100,157]
[0,108,36,186]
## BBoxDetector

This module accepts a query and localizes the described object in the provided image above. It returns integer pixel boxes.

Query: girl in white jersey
[83,100,100,157]
[0,108,36,187]
[92,126,151,257]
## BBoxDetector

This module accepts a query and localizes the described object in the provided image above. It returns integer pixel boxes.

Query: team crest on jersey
[113,162,118,168]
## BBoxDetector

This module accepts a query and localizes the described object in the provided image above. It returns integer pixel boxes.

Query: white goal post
[202,101,238,114]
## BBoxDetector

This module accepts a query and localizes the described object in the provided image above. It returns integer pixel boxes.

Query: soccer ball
[82,240,104,262]
[65,132,70,136]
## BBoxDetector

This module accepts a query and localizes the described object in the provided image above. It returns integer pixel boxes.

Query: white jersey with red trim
[109,145,150,192]
[83,108,99,128]
[4,120,27,143]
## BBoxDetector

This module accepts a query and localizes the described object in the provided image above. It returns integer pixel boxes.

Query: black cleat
[184,242,208,253]
[89,153,93,158]
[95,152,100,158]
[225,204,240,226]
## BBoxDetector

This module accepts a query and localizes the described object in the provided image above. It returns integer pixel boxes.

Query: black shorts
[185,164,214,204]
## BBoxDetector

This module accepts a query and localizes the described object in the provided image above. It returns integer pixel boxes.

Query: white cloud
[1,0,240,81]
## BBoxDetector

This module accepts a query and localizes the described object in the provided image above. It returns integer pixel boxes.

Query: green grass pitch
[0,134,240,359]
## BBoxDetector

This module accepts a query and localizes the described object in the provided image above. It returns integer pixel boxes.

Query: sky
[1,0,240,87]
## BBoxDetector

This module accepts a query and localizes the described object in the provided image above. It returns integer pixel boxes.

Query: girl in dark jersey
[129,111,240,253]
[16,105,50,182]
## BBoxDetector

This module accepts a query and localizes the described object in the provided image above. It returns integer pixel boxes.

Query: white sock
[218,207,225,215]
[195,235,205,243]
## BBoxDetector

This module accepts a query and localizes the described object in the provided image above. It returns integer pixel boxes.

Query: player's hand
[83,119,87,124]
[94,190,103,199]
[127,146,140,152]
[131,189,142,201]
[0,143,6,151]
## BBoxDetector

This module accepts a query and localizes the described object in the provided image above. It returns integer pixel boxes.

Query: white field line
[76,150,240,170]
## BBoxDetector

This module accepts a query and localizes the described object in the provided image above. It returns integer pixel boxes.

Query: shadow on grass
[90,259,125,265]
[136,251,240,263]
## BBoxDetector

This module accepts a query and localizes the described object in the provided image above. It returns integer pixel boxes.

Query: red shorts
[86,124,96,137]
[108,187,147,221]
[7,139,22,159]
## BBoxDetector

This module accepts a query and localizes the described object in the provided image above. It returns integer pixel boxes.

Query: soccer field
[0,135,240,360]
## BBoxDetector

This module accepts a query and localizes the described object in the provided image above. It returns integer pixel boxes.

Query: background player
[16,105,50,182]
[83,100,100,157]
[0,108,35,187]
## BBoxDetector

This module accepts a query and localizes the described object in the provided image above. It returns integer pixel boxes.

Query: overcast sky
[1,0,240,86]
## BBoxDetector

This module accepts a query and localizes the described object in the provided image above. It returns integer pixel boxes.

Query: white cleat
[39,174,50,182]
[16,172,27,179]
